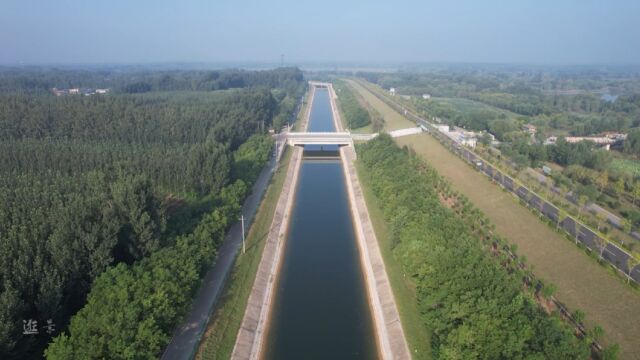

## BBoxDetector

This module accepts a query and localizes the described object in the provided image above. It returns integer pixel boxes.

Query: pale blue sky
[1,0,639,65]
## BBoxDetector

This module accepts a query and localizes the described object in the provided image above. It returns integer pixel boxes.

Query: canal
[263,88,377,359]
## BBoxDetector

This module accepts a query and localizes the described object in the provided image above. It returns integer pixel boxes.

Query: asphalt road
[161,145,282,360]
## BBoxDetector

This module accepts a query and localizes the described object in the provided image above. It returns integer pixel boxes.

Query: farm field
[432,96,522,121]
[350,79,640,359]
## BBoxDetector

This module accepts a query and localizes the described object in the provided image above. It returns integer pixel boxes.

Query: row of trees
[0,68,303,359]
[333,81,372,129]
[357,135,595,359]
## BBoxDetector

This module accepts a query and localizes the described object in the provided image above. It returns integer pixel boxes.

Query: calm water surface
[263,87,377,359]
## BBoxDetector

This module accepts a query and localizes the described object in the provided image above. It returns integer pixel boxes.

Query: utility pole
[240,214,246,254]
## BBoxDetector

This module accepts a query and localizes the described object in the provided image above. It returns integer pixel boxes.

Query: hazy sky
[2,0,639,65]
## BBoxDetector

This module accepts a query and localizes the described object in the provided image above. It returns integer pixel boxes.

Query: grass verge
[196,149,292,360]
[355,160,432,360]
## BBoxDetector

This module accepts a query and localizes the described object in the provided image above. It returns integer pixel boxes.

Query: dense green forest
[358,135,598,359]
[0,68,304,359]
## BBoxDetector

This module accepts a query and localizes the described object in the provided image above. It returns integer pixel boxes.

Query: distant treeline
[0,68,304,359]
[357,71,640,129]
[0,67,303,95]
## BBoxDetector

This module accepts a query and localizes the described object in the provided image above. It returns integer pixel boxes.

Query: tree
[556,208,567,230]
[572,309,586,325]
[111,174,166,261]
[626,256,639,284]
[601,343,620,360]
[480,133,492,146]
[623,128,640,156]
[596,211,608,232]
[595,170,609,195]
[621,218,632,239]
[576,195,588,222]
[542,283,557,299]
[593,235,607,261]
[632,181,640,206]
[613,177,625,198]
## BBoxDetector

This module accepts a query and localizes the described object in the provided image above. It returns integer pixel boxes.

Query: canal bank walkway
[231,84,313,360]
[231,146,303,359]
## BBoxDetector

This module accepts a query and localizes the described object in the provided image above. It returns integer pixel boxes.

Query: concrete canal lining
[340,145,411,360]
[231,82,410,360]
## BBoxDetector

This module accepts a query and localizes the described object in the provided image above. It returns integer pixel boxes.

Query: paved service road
[161,145,282,360]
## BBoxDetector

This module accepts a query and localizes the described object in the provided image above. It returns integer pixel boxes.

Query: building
[389,88,396,96]
[544,133,627,150]
[523,124,537,135]
[51,87,111,96]
[459,134,477,148]
[437,125,479,148]
[422,94,431,99]
[52,88,69,96]
[436,125,450,133]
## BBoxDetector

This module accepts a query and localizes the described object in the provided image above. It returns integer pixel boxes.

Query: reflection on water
[263,87,376,359]
[263,160,376,360]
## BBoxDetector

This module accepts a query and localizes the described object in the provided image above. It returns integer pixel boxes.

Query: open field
[355,160,432,359]
[346,79,415,131]
[349,80,640,359]
[433,96,522,121]
[196,149,293,360]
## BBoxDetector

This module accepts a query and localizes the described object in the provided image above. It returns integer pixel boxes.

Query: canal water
[263,88,377,359]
